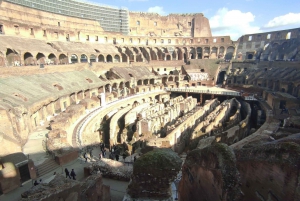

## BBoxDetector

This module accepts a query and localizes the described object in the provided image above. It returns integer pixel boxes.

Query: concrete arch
[203,47,210,59]
[98,54,105,62]
[71,54,78,63]
[90,54,97,62]
[211,47,218,59]
[225,46,235,60]
[48,53,57,64]
[59,53,68,64]
[114,55,120,62]
[6,48,20,66]
[148,48,157,60]
[121,53,128,63]
[80,54,88,63]
[36,52,46,64]
[197,47,202,59]
[24,52,34,65]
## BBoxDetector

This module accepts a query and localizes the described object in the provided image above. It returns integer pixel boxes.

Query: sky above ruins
[90,0,300,40]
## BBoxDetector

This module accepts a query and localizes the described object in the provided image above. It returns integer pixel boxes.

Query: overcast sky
[89,0,300,40]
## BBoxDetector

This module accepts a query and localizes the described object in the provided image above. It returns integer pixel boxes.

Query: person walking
[84,152,88,162]
[70,169,76,180]
[65,168,71,179]
[115,154,119,161]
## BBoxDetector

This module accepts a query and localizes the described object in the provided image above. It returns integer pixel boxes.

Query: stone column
[200,93,203,104]
[100,93,106,106]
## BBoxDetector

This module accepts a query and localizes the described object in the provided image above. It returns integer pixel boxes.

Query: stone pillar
[109,85,112,93]
[200,93,203,104]
[100,93,106,106]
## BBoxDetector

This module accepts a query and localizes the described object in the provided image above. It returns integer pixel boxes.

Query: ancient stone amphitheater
[0,0,299,200]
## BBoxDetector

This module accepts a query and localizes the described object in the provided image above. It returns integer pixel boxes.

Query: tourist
[65,168,71,179]
[84,152,88,162]
[70,169,76,180]
[134,156,137,162]
[34,180,39,186]
[122,153,126,162]
[115,154,119,161]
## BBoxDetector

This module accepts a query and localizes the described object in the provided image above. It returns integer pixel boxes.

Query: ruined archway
[211,47,217,59]
[6,48,20,66]
[36,53,46,64]
[225,46,235,60]
[80,54,88,63]
[59,53,68,64]
[98,54,105,62]
[121,53,127,63]
[203,47,210,59]
[114,55,120,62]
[71,54,78,63]
[48,53,56,65]
[106,54,112,62]
[197,47,202,59]
[24,52,34,65]
[90,54,97,62]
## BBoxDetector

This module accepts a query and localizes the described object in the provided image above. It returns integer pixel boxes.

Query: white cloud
[209,8,261,40]
[264,13,300,28]
[147,6,166,16]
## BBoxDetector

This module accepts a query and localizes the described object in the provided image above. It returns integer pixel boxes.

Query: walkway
[166,86,241,96]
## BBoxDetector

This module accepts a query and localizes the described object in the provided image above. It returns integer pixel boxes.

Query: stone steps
[36,159,60,177]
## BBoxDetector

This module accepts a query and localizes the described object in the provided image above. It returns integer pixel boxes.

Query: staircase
[36,159,60,177]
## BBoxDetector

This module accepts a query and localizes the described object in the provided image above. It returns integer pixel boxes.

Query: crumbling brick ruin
[0,0,299,200]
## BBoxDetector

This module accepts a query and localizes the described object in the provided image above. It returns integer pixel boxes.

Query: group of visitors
[99,142,106,158]
[65,168,77,180]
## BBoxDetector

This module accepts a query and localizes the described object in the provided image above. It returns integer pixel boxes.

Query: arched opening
[114,55,120,62]
[6,48,20,66]
[80,54,88,63]
[71,54,78,63]
[211,47,217,59]
[150,79,155,85]
[121,53,127,62]
[143,79,149,85]
[225,46,235,60]
[98,54,105,62]
[166,55,171,60]
[90,54,96,62]
[219,46,225,59]
[36,53,46,64]
[24,52,34,65]
[168,76,174,82]
[59,53,68,64]
[197,47,202,59]
[137,80,143,85]
[204,47,210,59]
[149,49,157,60]
[217,71,226,84]
[48,53,56,65]
[175,76,179,82]
[106,55,113,62]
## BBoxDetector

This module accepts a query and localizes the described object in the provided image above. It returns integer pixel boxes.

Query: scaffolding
[5,0,129,34]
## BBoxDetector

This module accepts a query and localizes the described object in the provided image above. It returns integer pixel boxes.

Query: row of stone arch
[2,48,126,66]
[117,46,236,62]
[1,45,236,66]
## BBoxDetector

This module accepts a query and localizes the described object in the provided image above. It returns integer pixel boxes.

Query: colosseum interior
[0,0,299,201]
